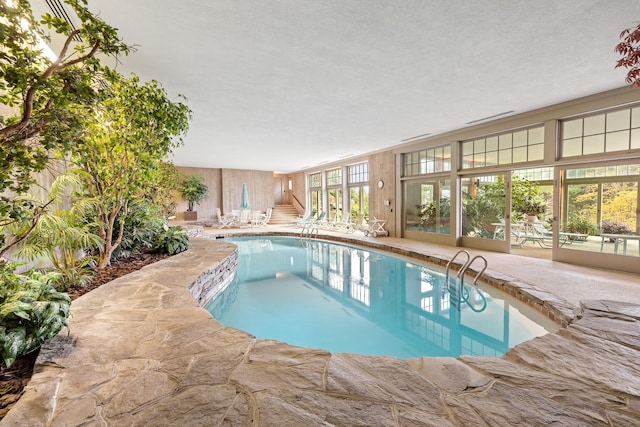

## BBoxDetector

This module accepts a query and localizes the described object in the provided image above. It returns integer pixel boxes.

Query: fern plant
[0,263,71,367]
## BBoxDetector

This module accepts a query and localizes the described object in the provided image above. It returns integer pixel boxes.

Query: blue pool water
[206,237,558,359]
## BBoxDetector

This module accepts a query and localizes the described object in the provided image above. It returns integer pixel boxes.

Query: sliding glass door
[460,173,511,252]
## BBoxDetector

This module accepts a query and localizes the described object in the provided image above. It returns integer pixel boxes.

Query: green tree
[0,0,129,257]
[71,70,191,269]
[180,175,209,212]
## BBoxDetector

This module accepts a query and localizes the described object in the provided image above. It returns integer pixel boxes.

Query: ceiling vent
[44,0,82,42]
[466,111,514,125]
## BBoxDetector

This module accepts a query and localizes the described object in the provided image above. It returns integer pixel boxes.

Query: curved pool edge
[4,237,640,425]
[198,230,578,327]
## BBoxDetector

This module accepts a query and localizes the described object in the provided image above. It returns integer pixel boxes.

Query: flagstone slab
[4,238,640,426]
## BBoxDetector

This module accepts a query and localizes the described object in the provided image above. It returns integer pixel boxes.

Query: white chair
[238,209,250,228]
[250,210,263,227]
[216,208,235,229]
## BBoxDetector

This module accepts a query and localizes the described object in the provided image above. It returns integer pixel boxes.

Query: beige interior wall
[220,169,274,214]
[368,151,396,236]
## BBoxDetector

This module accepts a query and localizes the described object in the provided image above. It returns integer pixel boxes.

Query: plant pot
[181,211,197,221]
[527,215,537,223]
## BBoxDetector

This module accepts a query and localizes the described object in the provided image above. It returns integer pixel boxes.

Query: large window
[404,179,451,234]
[403,145,451,176]
[561,163,640,257]
[348,163,368,184]
[326,169,343,220]
[561,106,640,158]
[348,163,369,223]
[309,172,322,217]
[326,168,342,186]
[461,126,544,169]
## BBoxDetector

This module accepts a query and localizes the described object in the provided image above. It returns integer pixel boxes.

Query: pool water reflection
[206,237,558,359]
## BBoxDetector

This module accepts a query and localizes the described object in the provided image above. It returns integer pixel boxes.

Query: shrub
[600,220,634,235]
[151,226,189,255]
[566,219,598,236]
[109,202,167,260]
[0,263,71,367]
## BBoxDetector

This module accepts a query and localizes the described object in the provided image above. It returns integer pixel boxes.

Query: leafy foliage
[0,262,70,367]
[151,226,190,255]
[109,202,166,260]
[0,0,130,257]
[418,198,451,230]
[180,175,209,212]
[150,163,184,217]
[71,70,191,268]
[11,174,102,290]
[511,175,546,217]
[615,22,640,87]
[565,218,598,236]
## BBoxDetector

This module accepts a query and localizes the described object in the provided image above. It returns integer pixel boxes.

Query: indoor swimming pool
[206,236,558,359]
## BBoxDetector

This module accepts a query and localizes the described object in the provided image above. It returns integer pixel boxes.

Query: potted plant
[523,199,546,222]
[179,175,208,220]
[511,176,546,222]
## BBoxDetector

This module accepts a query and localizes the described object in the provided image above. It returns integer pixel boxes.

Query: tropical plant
[615,21,640,87]
[151,225,190,255]
[0,262,71,367]
[71,70,191,269]
[0,0,129,258]
[11,174,103,290]
[108,202,167,260]
[180,175,209,212]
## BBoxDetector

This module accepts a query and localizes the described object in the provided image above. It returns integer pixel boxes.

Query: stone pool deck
[3,233,640,426]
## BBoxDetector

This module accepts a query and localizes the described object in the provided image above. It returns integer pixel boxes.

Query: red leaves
[615,22,640,88]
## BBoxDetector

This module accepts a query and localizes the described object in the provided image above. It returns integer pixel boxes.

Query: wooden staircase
[268,204,300,225]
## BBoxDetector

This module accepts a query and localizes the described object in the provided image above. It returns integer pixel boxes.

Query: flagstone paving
[3,235,640,426]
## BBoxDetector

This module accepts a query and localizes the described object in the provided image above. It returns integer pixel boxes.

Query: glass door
[460,173,511,252]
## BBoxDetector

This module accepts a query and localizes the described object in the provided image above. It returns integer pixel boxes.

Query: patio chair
[291,210,313,227]
[216,208,235,229]
[333,213,355,233]
[238,209,250,228]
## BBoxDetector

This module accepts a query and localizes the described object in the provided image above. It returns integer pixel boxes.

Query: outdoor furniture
[558,232,589,247]
[513,221,552,248]
[364,217,388,237]
[216,208,235,229]
[600,233,640,255]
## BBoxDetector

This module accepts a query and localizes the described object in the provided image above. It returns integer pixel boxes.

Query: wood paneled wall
[368,151,396,236]
[176,167,275,219]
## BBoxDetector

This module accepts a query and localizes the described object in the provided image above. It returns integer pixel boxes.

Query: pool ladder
[300,225,318,239]
[445,250,488,287]
[445,250,488,312]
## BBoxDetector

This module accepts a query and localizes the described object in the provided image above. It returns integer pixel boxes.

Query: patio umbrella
[240,183,250,209]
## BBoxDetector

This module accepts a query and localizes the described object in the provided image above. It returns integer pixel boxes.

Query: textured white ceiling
[33,1,640,172]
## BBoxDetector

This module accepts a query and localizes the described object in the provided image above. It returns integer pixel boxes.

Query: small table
[600,233,640,255]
